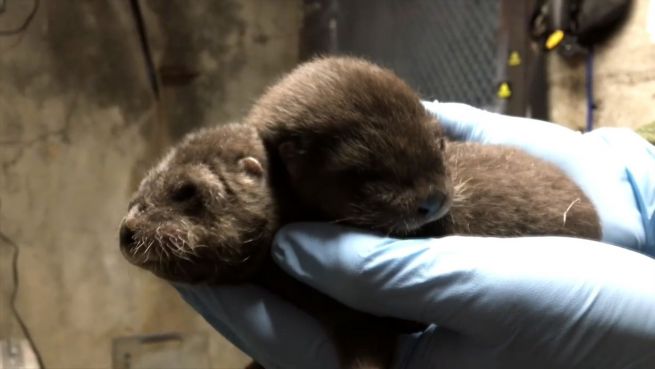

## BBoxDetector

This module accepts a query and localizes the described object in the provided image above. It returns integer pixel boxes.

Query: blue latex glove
[175,103,655,368]
[177,224,655,369]
[423,101,655,255]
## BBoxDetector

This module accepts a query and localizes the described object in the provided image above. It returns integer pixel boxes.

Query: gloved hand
[175,102,655,368]
[177,223,655,369]
[423,101,655,255]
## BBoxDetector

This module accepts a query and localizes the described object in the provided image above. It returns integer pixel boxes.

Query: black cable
[0,231,46,369]
[0,0,40,36]
[128,0,160,100]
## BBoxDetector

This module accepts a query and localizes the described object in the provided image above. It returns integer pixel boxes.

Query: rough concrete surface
[549,0,655,130]
[0,1,300,368]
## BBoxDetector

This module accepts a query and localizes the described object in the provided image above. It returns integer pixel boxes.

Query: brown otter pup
[119,57,601,369]
[245,56,601,240]
[119,123,407,369]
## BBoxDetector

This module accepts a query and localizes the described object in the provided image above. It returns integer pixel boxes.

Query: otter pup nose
[119,224,136,249]
[417,193,446,220]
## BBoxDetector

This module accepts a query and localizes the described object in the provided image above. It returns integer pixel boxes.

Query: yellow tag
[546,30,565,50]
[497,82,512,99]
[508,51,521,66]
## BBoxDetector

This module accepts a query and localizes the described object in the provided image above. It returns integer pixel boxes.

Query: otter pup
[119,123,405,369]
[245,56,601,240]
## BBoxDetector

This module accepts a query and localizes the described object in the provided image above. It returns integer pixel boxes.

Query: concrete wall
[549,0,655,130]
[0,1,300,368]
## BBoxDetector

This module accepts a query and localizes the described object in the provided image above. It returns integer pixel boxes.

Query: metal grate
[329,0,501,108]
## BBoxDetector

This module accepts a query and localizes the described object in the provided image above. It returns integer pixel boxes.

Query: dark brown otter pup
[245,56,601,240]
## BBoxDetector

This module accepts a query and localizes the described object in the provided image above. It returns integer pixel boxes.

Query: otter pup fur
[245,56,601,240]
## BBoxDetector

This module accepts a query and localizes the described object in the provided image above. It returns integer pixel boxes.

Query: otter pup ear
[239,157,264,177]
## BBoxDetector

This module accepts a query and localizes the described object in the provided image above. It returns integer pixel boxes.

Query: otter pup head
[247,56,453,235]
[118,123,274,284]
[278,114,452,235]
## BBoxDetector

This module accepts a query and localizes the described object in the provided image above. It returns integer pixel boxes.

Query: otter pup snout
[119,223,136,250]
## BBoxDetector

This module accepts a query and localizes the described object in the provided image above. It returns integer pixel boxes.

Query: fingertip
[422,102,488,141]
[272,223,407,309]
[271,223,446,319]
[421,100,439,112]
[272,223,390,271]
[272,223,365,284]
[272,222,341,266]
[275,222,345,243]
